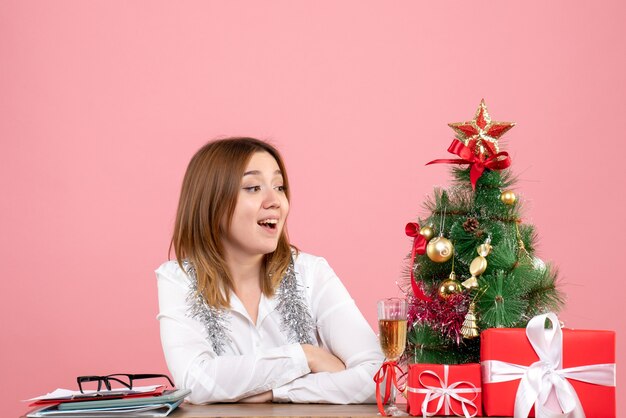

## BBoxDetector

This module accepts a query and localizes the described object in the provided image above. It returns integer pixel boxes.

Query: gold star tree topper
[448,99,515,157]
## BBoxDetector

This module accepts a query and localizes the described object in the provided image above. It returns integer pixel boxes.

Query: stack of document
[24,387,191,417]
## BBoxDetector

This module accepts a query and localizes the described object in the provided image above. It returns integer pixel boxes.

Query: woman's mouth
[257,218,279,231]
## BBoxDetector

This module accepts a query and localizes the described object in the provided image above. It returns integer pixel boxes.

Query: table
[21,403,504,417]
[169,403,385,418]
[168,403,503,418]
[20,403,391,418]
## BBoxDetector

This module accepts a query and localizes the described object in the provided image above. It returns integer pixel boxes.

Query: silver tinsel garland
[185,261,232,355]
[185,258,315,355]
[275,260,316,345]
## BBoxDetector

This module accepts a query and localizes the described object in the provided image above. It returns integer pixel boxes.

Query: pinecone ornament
[463,217,480,233]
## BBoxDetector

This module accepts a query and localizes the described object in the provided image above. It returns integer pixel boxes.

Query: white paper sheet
[25,385,163,402]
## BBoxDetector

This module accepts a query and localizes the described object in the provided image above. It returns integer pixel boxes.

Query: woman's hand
[301,344,346,373]
[239,346,345,403]
[239,390,273,403]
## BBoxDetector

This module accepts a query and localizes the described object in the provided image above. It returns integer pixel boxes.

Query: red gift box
[481,313,616,417]
[406,363,482,417]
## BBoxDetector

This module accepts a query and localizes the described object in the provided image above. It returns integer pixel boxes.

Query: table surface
[162,403,503,418]
[21,402,505,418]
[170,403,385,418]
[20,403,391,418]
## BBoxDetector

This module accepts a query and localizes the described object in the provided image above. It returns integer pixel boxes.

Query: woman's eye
[243,186,261,192]
[275,185,286,192]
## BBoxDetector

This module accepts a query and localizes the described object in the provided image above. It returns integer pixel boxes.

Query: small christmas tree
[405,100,564,364]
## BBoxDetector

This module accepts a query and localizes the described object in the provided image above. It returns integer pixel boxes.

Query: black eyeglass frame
[76,373,175,394]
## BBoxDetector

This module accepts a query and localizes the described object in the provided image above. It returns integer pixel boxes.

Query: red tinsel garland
[408,291,471,345]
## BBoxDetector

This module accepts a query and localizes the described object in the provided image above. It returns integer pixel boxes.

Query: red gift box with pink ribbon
[406,363,482,417]
[481,313,616,417]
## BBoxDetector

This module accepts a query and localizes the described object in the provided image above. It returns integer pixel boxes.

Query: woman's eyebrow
[243,169,283,176]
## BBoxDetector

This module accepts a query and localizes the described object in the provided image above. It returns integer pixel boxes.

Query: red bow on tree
[426,139,511,190]
[405,222,432,302]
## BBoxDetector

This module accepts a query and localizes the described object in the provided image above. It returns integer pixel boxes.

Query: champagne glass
[377,298,408,416]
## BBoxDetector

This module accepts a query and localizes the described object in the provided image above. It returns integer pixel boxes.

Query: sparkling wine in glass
[377,298,408,416]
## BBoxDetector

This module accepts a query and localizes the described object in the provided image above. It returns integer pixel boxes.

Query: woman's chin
[261,243,279,255]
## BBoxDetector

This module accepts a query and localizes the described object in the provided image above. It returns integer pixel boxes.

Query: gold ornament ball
[426,237,454,263]
[438,278,462,299]
[419,225,435,242]
[500,190,517,205]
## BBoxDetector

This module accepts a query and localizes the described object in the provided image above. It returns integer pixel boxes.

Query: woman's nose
[262,188,281,208]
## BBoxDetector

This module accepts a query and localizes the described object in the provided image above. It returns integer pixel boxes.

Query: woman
[156,137,383,404]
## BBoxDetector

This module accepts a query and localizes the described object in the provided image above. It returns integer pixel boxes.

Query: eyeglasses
[77,373,175,393]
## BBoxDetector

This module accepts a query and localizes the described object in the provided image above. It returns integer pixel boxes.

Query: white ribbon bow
[407,364,480,418]
[482,312,616,418]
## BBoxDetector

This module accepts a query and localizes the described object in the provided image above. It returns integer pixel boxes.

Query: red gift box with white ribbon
[481,312,616,417]
[406,363,482,417]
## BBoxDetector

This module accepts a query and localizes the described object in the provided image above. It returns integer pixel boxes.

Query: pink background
[2,1,624,416]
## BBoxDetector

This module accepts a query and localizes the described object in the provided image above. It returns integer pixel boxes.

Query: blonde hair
[171,137,294,309]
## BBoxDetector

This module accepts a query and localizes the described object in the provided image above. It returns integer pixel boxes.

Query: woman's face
[221,151,290,260]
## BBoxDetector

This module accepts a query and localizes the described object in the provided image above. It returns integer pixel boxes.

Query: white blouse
[156,252,384,404]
